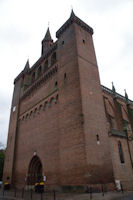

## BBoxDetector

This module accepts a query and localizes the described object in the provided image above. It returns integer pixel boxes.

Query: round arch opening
[27,155,43,185]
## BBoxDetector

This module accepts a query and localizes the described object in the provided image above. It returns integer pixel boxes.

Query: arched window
[30,111,33,118]
[43,101,47,111]
[31,72,35,83]
[51,52,56,65]
[38,105,42,114]
[49,97,54,107]
[118,141,125,163]
[39,105,42,111]
[26,114,29,119]
[37,66,42,77]
[54,94,58,104]
[44,60,48,71]
[34,108,37,115]
[55,81,58,88]
[64,73,67,81]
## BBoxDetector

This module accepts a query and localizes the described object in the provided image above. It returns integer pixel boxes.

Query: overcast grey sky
[0,0,133,146]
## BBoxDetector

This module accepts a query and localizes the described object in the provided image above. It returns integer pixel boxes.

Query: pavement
[0,190,133,200]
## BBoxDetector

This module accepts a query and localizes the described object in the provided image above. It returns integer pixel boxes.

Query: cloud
[0,92,11,146]
[76,0,132,12]
[0,25,31,45]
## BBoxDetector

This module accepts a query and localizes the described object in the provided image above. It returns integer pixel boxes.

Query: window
[123,120,128,131]
[30,111,33,117]
[44,60,48,71]
[83,39,85,44]
[26,114,29,119]
[64,73,67,80]
[39,105,42,111]
[51,52,56,65]
[34,108,37,114]
[43,102,47,111]
[118,141,125,164]
[55,81,58,88]
[37,66,42,77]
[96,134,100,145]
[31,72,35,83]
[38,105,42,114]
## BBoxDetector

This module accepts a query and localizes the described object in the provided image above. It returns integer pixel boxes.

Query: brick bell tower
[3,10,114,188]
[57,10,114,186]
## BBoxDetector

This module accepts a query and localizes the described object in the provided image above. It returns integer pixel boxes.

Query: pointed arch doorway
[27,155,43,185]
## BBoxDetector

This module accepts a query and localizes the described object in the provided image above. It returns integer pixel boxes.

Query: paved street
[112,193,133,200]
[0,189,133,200]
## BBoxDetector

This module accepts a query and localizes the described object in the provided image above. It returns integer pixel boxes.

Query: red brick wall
[3,78,22,184]
[14,95,59,187]
[13,23,87,187]
[57,24,87,185]
[103,91,133,190]
[75,23,114,183]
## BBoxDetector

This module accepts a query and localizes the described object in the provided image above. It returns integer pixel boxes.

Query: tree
[0,143,5,180]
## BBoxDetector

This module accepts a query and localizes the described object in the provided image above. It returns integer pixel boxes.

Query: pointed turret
[112,82,117,98]
[112,82,116,94]
[56,10,93,38]
[24,59,30,72]
[124,89,128,101]
[41,28,53,55]
[70,9,75,18]
[43,27,52,41]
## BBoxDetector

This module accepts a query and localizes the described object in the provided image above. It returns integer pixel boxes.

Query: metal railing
[0,183,129,200]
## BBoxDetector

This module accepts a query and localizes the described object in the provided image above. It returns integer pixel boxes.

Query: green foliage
[0,150,5,180]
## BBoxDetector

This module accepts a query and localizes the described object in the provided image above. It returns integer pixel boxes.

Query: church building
[3,10,133,191]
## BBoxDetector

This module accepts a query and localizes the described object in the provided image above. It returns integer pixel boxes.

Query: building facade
[3,11,133,190]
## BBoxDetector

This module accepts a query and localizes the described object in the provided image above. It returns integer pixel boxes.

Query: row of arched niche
[20,94,58,121]
[31,52,57,83]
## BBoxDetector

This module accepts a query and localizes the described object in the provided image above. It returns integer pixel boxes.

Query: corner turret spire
[43,27,52,41]
[41,27,53,55]
[124,89,128,101]
[112,82,116,93]
[70,9,75,18]
[56,10,93,38]
[24,59,30,72]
